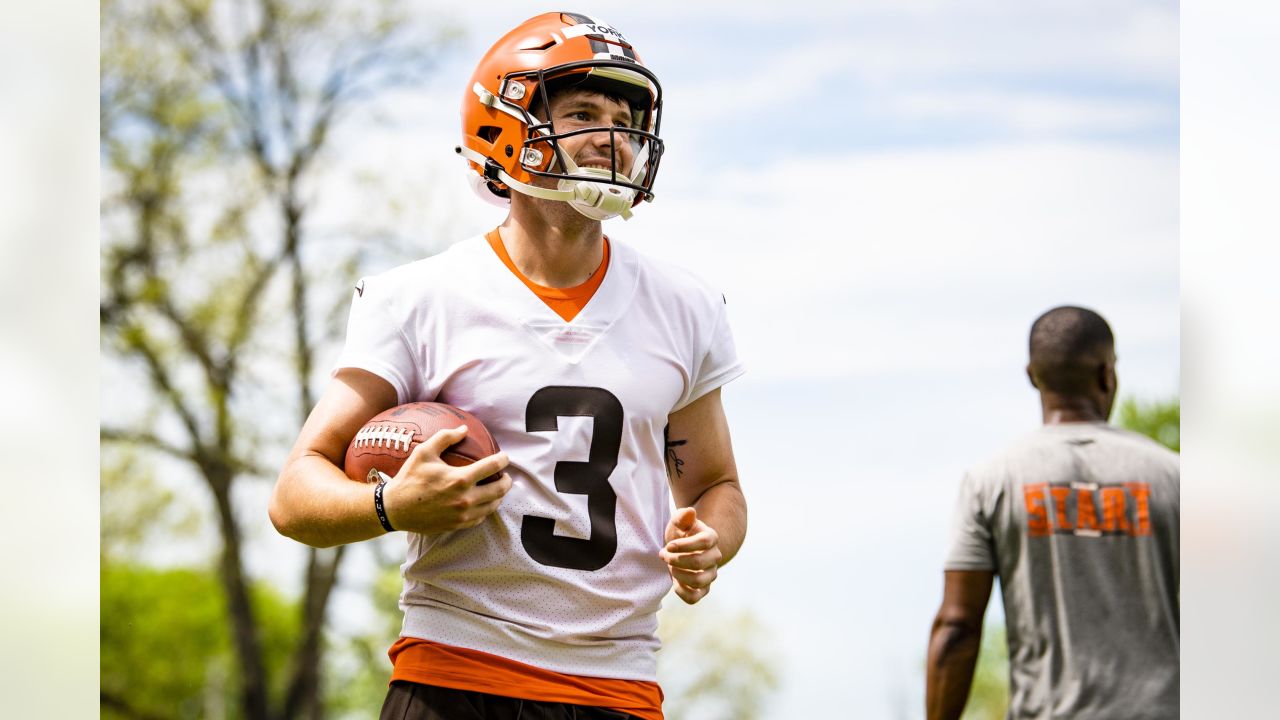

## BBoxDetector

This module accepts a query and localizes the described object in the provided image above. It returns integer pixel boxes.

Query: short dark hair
[1028,306,1114,394]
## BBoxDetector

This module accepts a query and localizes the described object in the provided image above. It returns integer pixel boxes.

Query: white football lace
[353,425,414,452]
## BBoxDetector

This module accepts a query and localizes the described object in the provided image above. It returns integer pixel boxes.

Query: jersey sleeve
[332,276,423,405]
[943,471,997,571]
[675,293,745,412]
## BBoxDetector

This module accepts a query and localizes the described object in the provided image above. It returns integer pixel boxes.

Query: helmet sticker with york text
[561,22,628,45]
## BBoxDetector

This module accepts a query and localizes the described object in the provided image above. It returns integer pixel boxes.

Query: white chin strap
[457,145,644,221]
[557,150,648,221]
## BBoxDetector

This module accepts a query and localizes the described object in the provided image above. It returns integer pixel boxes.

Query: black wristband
[373,477,396,533]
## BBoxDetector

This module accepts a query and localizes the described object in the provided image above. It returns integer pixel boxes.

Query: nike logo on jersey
[1024,481,1153,537]
[355,280,365,297]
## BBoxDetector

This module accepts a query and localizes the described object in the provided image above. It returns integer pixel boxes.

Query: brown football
[343,402,501,484]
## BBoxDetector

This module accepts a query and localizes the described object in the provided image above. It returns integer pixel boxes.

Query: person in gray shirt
[926,306,1179,720]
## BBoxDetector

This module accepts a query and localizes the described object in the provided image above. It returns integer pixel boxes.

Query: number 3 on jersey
[522,386,622,571]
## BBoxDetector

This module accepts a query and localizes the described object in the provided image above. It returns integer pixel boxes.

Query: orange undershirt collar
[485,228,610,323]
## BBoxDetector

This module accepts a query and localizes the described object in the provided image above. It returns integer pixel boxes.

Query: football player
[270,12,747,720]
[926,306,1179,719]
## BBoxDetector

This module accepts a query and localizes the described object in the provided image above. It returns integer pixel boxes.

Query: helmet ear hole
[478,126,502,143]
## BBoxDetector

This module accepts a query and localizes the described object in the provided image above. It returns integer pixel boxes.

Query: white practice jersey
[335,235,744,681]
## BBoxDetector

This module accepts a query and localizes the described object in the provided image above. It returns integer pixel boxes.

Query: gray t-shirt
[946,422,1179,719]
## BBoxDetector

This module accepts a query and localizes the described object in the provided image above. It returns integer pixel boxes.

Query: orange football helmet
[455,12,664,220]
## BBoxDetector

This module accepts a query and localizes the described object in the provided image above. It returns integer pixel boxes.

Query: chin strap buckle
[482,159,504,183]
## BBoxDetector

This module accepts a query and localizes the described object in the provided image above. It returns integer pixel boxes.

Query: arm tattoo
[663,423,687,479]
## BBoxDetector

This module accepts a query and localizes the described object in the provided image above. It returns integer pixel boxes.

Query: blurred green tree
[958,622,1008,720]
[656,599,781,720]
[100,0,456,717]
[1116,396,1180,452]
[322,563,405,718]
[99,561,406,720]
[100,564,299,720]
[101,455,402,719]
[101,448,203,563]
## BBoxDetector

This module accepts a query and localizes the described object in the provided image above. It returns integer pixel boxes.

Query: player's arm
[660,387,747,604]
[269,368,511,547]
[269,368,399,547]
[926,570,995,720]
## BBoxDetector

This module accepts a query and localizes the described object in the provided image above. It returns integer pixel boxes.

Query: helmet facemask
[512,63,664,220]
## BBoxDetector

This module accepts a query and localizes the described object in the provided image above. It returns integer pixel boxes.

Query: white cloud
[887,89,1171,135]
[628,141,1177,385]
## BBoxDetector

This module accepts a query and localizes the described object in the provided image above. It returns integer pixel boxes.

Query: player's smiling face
[546,89,639,178]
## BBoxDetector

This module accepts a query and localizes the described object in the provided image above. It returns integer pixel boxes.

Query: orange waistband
[389,637,663,720]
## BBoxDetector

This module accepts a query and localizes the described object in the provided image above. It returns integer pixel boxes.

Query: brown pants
[379,681,643,720]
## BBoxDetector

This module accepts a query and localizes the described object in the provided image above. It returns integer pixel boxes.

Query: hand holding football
[344,402,502,484]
